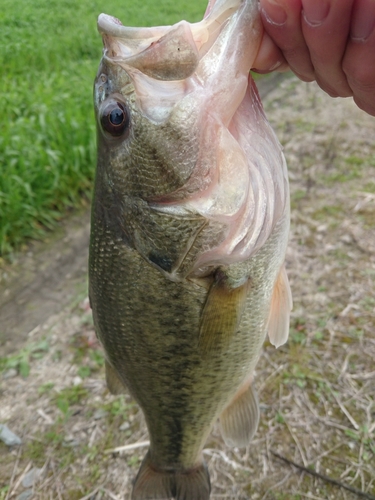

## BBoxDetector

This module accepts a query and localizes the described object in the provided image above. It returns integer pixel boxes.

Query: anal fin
[267,264,293,348]
[132,451,211,500]
[220,379,259,448]
[105,359,126,395]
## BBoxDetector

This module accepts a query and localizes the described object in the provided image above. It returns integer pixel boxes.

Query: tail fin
[132,451,211,500]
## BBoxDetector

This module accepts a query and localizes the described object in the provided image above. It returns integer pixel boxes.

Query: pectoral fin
[198,272,250,354]
[105,360,126,395]
[267,264,292,348]
[220,378,259,448]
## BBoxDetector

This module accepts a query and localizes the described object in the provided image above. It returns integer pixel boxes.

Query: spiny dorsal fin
[267,264,292,348]
[198,271,251,354]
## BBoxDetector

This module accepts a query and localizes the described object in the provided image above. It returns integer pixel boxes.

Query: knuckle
[353,96,375,117]
[343,61,375,94]
[315,75,353,98]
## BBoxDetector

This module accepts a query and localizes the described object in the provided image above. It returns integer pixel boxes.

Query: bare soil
[0,210,90,356]
[0,76,374,500]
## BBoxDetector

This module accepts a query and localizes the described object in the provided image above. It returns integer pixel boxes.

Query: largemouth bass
[89,0,292,498]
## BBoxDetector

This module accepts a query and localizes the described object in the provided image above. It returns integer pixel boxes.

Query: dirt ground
[0,76,374,500]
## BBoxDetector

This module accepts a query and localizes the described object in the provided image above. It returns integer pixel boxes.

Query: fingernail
[302,0,329,27]
[261,0,287,27]
[253,61,283,74]
[269,61,282,71]
[351,1,375,41]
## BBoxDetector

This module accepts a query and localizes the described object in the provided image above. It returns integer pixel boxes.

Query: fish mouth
[97,0,243,80]
[97,0,242,39]
[97,13,171,42]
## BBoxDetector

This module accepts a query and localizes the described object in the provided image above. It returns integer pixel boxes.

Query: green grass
[0,0,205,257]
[0,338,50,377]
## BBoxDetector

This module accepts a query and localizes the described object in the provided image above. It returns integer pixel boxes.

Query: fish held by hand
[89,0,292,499]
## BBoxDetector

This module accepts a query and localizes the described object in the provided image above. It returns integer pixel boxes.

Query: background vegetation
[0,0,205,257]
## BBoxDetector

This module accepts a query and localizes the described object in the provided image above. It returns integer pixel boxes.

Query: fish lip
[97,0,243,46]
[98,13,169,39]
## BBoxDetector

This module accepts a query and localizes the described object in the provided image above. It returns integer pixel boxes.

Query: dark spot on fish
[148,251,173,272]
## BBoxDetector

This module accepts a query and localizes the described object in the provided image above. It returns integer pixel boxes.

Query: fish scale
[90,0,292,498]
[104,92,200,197]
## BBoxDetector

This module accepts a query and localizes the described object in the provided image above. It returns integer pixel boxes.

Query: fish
[89,0,292,498]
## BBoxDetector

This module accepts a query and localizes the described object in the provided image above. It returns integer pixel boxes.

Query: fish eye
[100,101,130,137]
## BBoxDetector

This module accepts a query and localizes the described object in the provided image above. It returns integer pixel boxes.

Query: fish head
[94,51,200,201]
[93,1,288,277]
[94,0,263,200]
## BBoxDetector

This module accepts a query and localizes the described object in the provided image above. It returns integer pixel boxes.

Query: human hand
[253,0,375,116]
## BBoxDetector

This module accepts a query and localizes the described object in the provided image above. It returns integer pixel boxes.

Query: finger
[343,0,375,116]
[252,31,289,73]
[259,0,315,81]
[301,0,354,98]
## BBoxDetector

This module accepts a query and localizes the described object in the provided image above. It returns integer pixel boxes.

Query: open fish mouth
[97,0,244,81]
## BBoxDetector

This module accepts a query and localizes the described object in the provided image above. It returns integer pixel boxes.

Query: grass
[0,0,205,257]
[0,338,50,377]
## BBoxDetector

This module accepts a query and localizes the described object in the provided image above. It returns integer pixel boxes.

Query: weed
[312,205,342,221]
[105,396,129,417]
[359,296,375,311]
[90,349,105,368]
[38,382,55,394]
[289,317,307,345]
[313,330,324,341]
[24,439,49,463]
[363,181,375,193]
[291,189,307,210]
[53,384,89,417]
[275,411,285,424]
[344,427,375,457]
[345,155,365,166]
[0,486,9,500]
[275,495,302,500]
[0,339,49,377]
[24,424,79,469]
[128,455,141,467]
[78,365,91,378]
[64,491,87,500]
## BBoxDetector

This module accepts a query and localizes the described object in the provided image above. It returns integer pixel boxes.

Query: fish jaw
[96,0,262,123]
